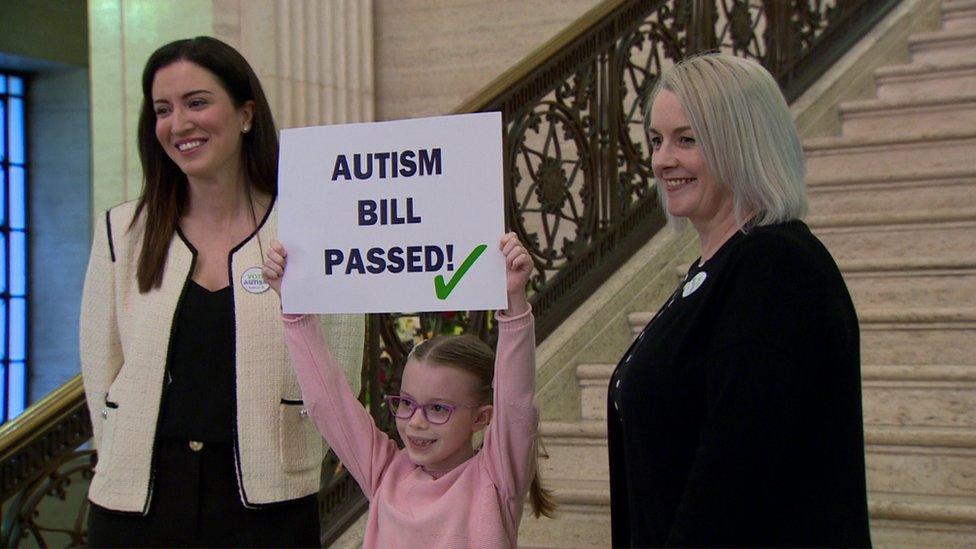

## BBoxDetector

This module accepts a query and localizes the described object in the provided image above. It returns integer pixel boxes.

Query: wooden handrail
[0,374,89,501]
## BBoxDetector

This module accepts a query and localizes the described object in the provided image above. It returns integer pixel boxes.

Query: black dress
[608,221,871,548]
[88,281,319,547]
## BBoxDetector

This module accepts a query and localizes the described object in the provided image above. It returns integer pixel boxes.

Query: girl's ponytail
[529,453,557,518]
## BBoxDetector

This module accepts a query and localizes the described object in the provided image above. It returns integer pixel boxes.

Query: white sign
[278,112,507,314]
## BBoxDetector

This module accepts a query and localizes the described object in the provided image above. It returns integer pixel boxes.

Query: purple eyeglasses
[384,395,481,425]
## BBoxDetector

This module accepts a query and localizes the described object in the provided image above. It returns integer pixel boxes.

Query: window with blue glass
[0,72,28,423]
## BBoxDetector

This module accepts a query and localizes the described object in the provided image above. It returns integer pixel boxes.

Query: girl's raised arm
[265,242,397,497]
[481,234,539,502]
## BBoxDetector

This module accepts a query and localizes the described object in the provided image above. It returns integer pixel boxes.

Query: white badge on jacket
[241,267,270,294]
[682,271,707,297]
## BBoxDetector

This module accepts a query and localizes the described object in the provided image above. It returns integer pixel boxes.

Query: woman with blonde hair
[607,53,871,547]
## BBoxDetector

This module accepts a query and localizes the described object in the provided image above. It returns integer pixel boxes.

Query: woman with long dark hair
[80,36,363,547]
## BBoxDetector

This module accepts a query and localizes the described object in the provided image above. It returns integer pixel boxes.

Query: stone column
[88,0,374,216]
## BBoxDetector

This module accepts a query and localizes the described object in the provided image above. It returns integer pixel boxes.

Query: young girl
[263,232,554,547]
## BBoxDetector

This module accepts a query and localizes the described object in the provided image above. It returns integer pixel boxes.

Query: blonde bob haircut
[644,53,807,228]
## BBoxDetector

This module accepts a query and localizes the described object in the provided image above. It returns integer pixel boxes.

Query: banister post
[688,0,719,55]
[763,0,795,78]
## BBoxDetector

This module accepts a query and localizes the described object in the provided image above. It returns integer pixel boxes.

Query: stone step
[524,498,976,548]
[837,92,976,137]
[863,364,976,382]
[541,421,976,506]
[804,129,976,181]
[863,378,976,428]
[807,168,976,217]
[519,513,611,549]
[871,519,976,549]
[585,364,976,384]
[540,389,976,540]
[539,420,610,482]
[542,420,976,468]
[943,0,976,31]
[870,492,976,548]
[844,268,976,310]
[578,360,976,432]
[839,257,976,274]
[812,219,976,264]
[861,316,976,366]
[580,363,976,425]
[629,307,976,331]
[908,28,976,64]
[518,478,611,549]
[581,359,976,424]
[577,363,615,420]
[630,306,976,367]
[807,208,976,229]
[629,308,975,327]
[522,496,976,548]
[875,60,976,100]
[866,427,976,499]
[676,255,976,281]
[870,491,976,524]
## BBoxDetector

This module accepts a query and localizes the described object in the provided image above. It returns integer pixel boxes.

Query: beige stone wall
[374,0,600,120]
[211,0,374,130]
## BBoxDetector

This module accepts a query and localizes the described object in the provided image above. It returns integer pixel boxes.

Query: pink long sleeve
[480,308,540,504]
[282,314,397,497]
[282,309,539,548]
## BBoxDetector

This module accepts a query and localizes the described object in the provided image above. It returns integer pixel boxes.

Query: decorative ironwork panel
[1,451,94,548]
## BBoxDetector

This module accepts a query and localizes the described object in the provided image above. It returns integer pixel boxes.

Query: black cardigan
[608,220,871,547]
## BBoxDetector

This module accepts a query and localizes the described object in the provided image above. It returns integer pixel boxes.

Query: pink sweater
[282,309,539,548]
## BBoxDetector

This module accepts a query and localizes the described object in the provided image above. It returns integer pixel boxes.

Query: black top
[608,220,871,548]
[159,280,236,442]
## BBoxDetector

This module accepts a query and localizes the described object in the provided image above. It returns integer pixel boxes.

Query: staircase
[519,0,976,546]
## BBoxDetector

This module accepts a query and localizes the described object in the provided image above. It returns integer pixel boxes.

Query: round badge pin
[241,266,270,294]
[682,271,707,297]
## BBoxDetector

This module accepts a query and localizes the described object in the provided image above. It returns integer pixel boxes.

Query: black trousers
[87,439,320,548]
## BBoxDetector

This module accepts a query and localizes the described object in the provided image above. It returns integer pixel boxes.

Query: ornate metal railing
[0,0,900,546]
[0,377,91,547]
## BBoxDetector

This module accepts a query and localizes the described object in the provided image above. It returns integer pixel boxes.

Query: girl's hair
[410,334,557,518]
[132,36,278,292]
[644,52,807,230]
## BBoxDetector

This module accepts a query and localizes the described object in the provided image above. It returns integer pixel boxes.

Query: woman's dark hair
[410,334,557,519]
[132,36,278,292]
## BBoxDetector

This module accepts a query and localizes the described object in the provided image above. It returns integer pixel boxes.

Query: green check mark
[434,244,488,300]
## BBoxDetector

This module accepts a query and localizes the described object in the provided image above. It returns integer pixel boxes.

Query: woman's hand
[500,232,531,316]
[262,240,288,297]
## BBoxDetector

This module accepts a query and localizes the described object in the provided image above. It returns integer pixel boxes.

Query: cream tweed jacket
[80,199,363,513]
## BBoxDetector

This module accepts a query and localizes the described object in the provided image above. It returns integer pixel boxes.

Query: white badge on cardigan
[241,267,270,294]
[682,271,707,297]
